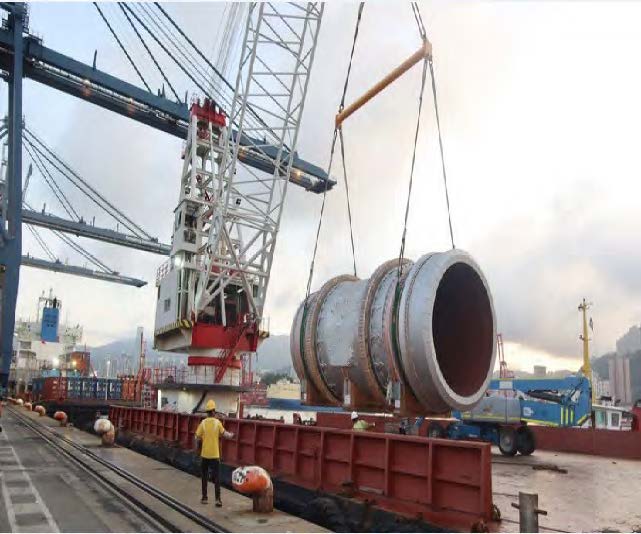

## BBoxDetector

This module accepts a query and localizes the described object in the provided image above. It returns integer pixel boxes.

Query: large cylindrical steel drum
[290,249,496,413]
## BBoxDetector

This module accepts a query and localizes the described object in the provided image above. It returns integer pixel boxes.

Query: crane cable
[23,138,80,221]
[430,58,455,250]
[398,3,455,281]
[338,128,357,278]
[137,2,239,119]
[152,2,271,137]
[24,127,152,240]
[119,2,200,101]
[118,3,181,102]
[53,230,113,273]
[22,201,114,273]
[305,2,364,300]
[92,2,152,93]
[26,225,56,262]
[397,57,429,274]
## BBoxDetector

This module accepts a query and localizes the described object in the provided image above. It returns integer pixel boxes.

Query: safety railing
[156,258,171,286]
[150,364,241,387]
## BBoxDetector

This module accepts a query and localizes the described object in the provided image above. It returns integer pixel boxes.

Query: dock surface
[5,403,641,533]
[493,446,641,532]
[0,406,326,533]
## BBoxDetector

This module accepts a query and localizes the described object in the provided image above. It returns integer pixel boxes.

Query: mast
[578,298,594,403]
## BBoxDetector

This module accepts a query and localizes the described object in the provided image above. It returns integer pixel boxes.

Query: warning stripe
[154,319,193,337]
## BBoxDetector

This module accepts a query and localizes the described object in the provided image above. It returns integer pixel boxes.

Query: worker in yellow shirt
[351,411,374,431]
[196,400,234,507]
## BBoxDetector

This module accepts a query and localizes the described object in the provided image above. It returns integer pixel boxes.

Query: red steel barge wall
[531,426,641,460]
[318,413,641,460]
[109,406,494,530]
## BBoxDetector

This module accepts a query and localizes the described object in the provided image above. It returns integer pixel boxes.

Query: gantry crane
[0,3,330,392]
[154,3,324,387]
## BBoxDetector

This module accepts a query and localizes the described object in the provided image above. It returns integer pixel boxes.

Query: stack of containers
[66,377,81,399]
[95,378,108,400]
[80,377,97,399]
[31,378,44,400]
[108,379,122,401]
[43,377,67,401]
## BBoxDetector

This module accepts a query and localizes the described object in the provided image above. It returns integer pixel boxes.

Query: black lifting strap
[305,2,364,301]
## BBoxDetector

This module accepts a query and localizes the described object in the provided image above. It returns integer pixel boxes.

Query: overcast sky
[12,1,641,372]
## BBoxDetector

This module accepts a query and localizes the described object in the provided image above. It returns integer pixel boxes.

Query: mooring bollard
[232,466,273,513]
[511,492,547,532]
[53,411,68,427]
[94,418,115,446]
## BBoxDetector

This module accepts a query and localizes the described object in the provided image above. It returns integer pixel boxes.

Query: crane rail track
[7,406,228,533]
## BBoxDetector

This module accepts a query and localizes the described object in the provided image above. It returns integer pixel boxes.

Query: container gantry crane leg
[0,4,24,391]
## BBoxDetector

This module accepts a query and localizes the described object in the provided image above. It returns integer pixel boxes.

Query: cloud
[13,2,641,370]
[472,184,641,359]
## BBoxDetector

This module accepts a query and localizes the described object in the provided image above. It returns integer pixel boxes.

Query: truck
[427,375,592,456]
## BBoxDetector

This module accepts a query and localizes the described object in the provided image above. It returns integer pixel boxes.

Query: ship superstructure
[10,289,84,394]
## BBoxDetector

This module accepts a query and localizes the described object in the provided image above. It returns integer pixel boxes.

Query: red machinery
[190,97,226,129]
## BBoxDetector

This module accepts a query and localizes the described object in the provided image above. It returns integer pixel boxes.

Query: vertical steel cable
[429,58,455,250]
[412,2,455,249]
[397,57,429,275]
[305,2,364,299]
[399,3,456,267]
[338,128,357,277]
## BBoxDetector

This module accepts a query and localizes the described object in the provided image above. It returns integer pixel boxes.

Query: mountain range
[88,334,293,376]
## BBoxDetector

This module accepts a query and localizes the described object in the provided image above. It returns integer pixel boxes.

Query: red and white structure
[153,3,323,415]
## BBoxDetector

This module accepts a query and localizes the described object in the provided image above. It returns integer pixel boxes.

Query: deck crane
[154,3,324,406]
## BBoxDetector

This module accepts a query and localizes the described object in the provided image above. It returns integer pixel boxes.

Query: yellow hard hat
[205,400,216,412]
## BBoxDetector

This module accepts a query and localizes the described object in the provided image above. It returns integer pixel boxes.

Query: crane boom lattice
[195,3,323,321]
[154,3,324,389]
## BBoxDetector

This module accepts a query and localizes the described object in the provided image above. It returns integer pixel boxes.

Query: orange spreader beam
[335,39,432,129]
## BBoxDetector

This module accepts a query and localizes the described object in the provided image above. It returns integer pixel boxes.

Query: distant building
[610,325,639,406]
[616,325,641,356]
[592,370,610,400]
[267,379,300,400]
[608,355,632,406]
[533,365,547,378]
